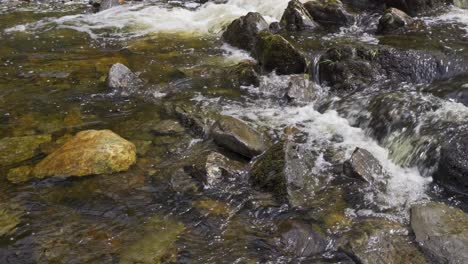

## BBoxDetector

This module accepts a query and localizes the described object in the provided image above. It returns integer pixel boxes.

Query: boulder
[411,202,468,263]
[0,135,51,167]
[434,135,468,195]
[226,60,260,87]
[222,12,269,52]
[211,116,267,158]
[33,130,136,178]
[343,148,383,183]
[107,63,143,94]
[254,31,307,75]
[384,0,451,16]
[280,0,319,31]
[377,8,414,34]
[284,75,317,105]
[274,220,327,258]
[304,0,355,28]
[339,218,427,264]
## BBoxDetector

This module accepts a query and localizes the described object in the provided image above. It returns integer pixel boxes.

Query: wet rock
[0,135,52,167]
[269,22,282,34]
[343,148,383,183]
[222,12,269,52]
[341,0,385,11]
[92,0,124,11]
[377,8,414,34]
[339,218,427,264]
[254,31,307,75]
[434,135,468,195]
[284,75,317,105]
[193,199,231,217]
[226,60,260,87]
[411,202,468,263]
[304,0,355,28]
[107,63,143,94]
[170,168,200,194]
[120,215,185,264]
[0,209,21,237]
[150,120,185,135]
[275,220,327,258]
[211,116,267,158]
[319,45,468,91]
[385,0,451,16]
[455,0,468,8]
[7,165,33,184]
[280,0,319,31]
[131,140,152,156]
[33,130,136,179]
[167,103,219,138]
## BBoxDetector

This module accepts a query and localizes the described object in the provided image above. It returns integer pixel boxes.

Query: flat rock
[33,130,136,178]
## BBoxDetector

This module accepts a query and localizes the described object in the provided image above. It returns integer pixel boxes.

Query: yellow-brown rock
[33,130,136,178]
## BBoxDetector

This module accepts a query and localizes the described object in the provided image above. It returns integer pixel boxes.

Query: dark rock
[339,218,427,264]
[107,63,143,94]
[170,169,200,194]
[318,45,468,91]
[304,0,355,28]
[385,0,451,16]
[434,135,468,195]
[411,202,468,263]
[222,12,269,52]
[254,31,307,75]
[341,0,385,11]
[280,0,319,31]
[91,0,123,11]
[226,60,260,87]
[275,220,327,258]
[377,8,414,34]
[269,22,282,34]
[211,116,267,158]
[343,148,383,183]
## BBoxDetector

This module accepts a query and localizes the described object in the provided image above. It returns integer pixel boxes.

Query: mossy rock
[120,215,185,264]
[0,134,52,167]
[0,208,21,237]
[254,31,307,75]
[193,199,231,217]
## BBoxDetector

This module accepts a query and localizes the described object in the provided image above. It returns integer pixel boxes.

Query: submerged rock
[222,12,269,52]
[275,220,327,258]
[0,135,51,167]
[254,31,307,75]
[170,168,200,194]
[434,135,468,195]
[339,218,427,264]
[0,209,21,237]
[280,0,319,31]
[33,130,136,178]
[411,202,468,263]
[7,165,33,184]
[304,0,355,28]
[385,0,451,16]
[343,148,383,183]
[377,8,414,34]
[211,116,267,159]
[107,63,143,94]
[120,215,185,264]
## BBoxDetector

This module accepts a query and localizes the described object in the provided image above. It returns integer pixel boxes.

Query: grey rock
[304,0,355,28]
[211,116,267,158]
[280,0,319,31]
[384,0,451,16]
[411,202,468,263]
[170,169,200,194]
[284,75,317,105]
[343,148,383,183]
[107,63,143,94]
[222,12,269,52]
[276,220,327,258]
[377,7,414,34]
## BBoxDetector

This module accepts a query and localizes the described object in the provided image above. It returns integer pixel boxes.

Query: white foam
[424,6,468,34]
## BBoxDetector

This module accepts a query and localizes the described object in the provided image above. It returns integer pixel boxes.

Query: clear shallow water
[0,1,467,263]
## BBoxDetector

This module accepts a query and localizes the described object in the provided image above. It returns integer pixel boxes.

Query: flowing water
[0,0,468,263]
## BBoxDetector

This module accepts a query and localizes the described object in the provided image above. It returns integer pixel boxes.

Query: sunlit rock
[343,147,383,183]
[33,130,136,178]
[377,7,414,34]
[211,115,268,158]
[411,202,468,263]
[222,12,269,52]
[280,0,319,31]
[107,63,143,95]
[0,134,52,167]
[254,31,307,75]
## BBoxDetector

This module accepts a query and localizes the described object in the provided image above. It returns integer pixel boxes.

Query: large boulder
[304,0,355,28]
[384,0,451,16]
[318,45,468,91]
[211,116,267,158]
[377,7,414,34]
[434,135,468,196]
[343,148,383,183]
[0,135,51,167]
[339,218,427,264]
[107,63,143,95]
[225,60,260,87]
[254,31,307,75]
[411,202,468,263]
[222,12,269,52]
[280,0,319,31]
[33,130,136,178]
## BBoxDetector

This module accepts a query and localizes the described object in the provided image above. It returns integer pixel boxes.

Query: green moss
[0,134,51,167]
[0,208,21,237]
